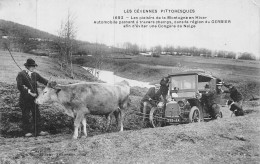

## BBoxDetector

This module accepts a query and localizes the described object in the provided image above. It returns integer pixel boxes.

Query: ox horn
[47,77,54,88]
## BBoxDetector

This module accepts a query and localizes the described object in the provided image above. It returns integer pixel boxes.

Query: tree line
[113,42,257,60]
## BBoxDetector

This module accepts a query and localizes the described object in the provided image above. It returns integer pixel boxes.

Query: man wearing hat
[222,82,244,115]
[200,84,221,119]
[140,77,169,123]
[16,58,49,137]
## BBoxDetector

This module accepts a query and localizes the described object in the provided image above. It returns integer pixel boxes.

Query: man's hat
[160,77,169,86]
[24,58,38,67]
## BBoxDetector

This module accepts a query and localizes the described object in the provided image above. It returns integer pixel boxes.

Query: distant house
[29,38,44,41]
[161,51,172,55]
[161,52,167,55]
[0,29,8,39]
[140,52,152,56]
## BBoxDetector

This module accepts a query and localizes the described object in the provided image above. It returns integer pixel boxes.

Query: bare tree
[54,11,77,78]
[93,43,104,70]
[123,42,132,55]
[122,42,140,55]
[131,43,139,55]
[238,52,256,60]
[155,45,162,53]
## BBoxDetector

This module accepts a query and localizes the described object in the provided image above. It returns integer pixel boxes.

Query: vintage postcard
[0,0,259,163]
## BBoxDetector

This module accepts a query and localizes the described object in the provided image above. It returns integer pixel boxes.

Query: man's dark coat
[16,70,48,134]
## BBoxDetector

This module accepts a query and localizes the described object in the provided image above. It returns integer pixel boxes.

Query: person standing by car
[16,58,49,137]
[222,82,244,115]
[140,77,169,122]
[200,84,221,119]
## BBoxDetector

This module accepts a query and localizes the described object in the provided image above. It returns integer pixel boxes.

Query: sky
[0,0,259,57]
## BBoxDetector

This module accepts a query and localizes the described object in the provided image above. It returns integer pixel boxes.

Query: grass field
[102,55,260,81]
[0,51,260,163]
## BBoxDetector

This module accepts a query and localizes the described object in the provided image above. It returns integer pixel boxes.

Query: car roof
[167,71,217,79]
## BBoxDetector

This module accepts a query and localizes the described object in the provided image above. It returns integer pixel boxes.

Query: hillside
[0,51,260,163]
[0,19,56,40]
[0,51,95,83]
[0,19,115,55]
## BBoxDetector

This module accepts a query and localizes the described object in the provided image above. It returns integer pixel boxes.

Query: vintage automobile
[149,71,223,128]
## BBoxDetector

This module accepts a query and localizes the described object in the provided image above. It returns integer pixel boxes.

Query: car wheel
[189,107,201,123]
[149,107,163,128]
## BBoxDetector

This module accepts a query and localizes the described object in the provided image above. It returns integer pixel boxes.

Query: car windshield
[170,75,196,90]
[170,75,197,98]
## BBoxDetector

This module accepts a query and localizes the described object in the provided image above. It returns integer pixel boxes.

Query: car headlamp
[178,101,185,107]
[157,102,165,108]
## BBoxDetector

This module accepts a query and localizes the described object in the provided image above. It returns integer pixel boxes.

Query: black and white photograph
[0,0,259,163]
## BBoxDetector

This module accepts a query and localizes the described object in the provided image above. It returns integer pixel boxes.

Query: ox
[35,81,130,139]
